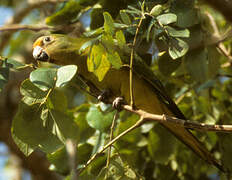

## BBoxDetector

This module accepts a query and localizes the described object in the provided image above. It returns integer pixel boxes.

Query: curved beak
[33,46,49,62]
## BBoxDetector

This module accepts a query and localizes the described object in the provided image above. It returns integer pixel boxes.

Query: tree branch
[204,0,232,23]
[0,0,66,52]
[122,105,232,132]
[0,24,56,32]
[78,99,232,174]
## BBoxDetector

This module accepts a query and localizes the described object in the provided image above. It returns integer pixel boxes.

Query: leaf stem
[129,15,144,109]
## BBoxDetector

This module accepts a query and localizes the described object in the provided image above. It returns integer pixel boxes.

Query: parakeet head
[33,34,88,65]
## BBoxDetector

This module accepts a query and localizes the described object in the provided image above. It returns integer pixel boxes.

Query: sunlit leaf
[56,65,78,87]
[103,12,115,36]
[166,26,190,38]
[157,13,177,25]
[30,68,57,91]
[168,38,189,59]
[116,30,126,48]
[150,4,163,16]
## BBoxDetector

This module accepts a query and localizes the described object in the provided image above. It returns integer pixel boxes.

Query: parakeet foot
[112,97,125,111]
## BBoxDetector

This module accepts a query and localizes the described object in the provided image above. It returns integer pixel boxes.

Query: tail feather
[161,122,224,172]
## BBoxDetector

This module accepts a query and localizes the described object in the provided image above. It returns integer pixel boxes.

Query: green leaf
[56,65,78,87]
[87,44,105,72]
[86,104,114,132]
[45,0,82,25]
[97,155,138,179]
[157,13,177,25]
[150,4,163,16]
[219,133,232,172]
[83,28,103,38]
[49,110,79,142]
[184,48,208,82]
[106,51,122,69]
[11,132,34,156]
[79,37,100,54]
[20,79,47,105]
[20,79,47,99]
[74,104,95,143]
[120,10,131,25]
[47,89,67,112]
[47,147,69,175]
[103,12,115,36]
[0,67,9,92]
[116,30,126,48]
[207,46,220,78]
[2,58,25,69]
[170,0,199,28]
[166,26,190,38]
[48,143,92,175]
[148,124,177,164]
[30,68,57,91]
[12,102,63,154]
[158,53,181,76]
[87,44,111,82]
[168,38,189,59]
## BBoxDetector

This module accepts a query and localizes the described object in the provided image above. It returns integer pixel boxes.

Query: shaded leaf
[148,124,177,164]
[106,51,122,69]
[48,89,67,112]
[184,48,208,82]
[46,0,82,25]
[158,53,181,76]
[120,10,131,25]
[50,110,79,142]
[11,132,34,156]
[12,102,63,154]
[0,67,9,92]
[170,0,199,28]
[86,104,114,132]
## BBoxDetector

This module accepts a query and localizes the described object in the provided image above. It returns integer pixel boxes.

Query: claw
[112,97,125,111]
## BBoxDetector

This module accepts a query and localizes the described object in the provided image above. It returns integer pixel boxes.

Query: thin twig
[122,105,232,132]
[205,12,232,67]
[129,15,144,109]
[78,117,144,174]
[0,24,56,32]
[106,112,118,167]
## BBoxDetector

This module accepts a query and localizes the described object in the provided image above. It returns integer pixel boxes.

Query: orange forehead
[33,37,44,48]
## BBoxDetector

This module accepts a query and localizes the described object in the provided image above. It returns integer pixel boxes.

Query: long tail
[161,122,224,172]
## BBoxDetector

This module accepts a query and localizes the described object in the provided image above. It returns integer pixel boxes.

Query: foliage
[1,0,232,179]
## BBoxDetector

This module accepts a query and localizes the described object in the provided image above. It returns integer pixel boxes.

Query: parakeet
[33,34,223,171]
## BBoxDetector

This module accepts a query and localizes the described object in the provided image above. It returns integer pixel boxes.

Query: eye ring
[43,36,51,44]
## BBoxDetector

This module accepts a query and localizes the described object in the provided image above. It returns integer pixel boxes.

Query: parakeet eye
[43,36,52,44]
